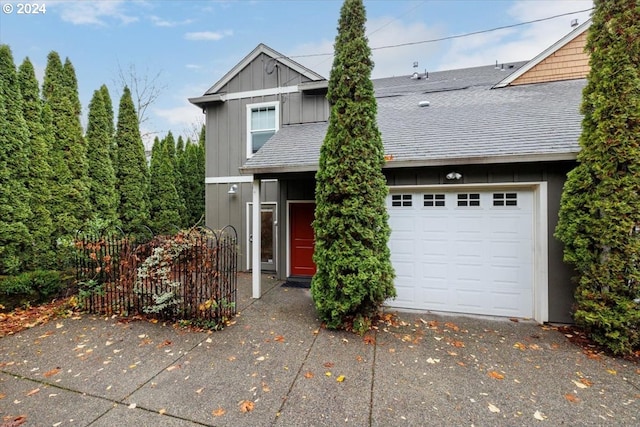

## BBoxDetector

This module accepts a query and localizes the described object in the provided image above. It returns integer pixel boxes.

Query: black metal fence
[75,225,238,327]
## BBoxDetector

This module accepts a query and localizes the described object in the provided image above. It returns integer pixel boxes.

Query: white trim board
[205,176,253,184]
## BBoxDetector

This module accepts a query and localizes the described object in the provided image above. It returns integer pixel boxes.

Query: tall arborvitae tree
[86,89,119,225]
[179,139,205,226]
[62,58,81,117]
[18,57,55,269]
[162,132,186,226]
[149,141,183,233]
[311,0,395,330]
[99,84,117,173]
[555,0,640,355]
[43,51,90,236]
[115,86,150,233]
[0,45,33,274]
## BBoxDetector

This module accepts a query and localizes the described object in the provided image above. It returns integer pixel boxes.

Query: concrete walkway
[1,274,638,426]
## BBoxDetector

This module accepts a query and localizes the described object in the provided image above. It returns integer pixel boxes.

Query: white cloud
[186,64,202,70]
[438,0,593,70]
[150,15,194,27]
[290,17,445,80]
[184,30,233,41]
[46,0,138,26]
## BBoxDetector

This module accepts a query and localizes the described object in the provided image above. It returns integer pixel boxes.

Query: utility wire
[286,7,593,60]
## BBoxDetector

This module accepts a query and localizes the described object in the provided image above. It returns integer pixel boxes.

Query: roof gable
[205,43,325,95]
[493,18,591,88]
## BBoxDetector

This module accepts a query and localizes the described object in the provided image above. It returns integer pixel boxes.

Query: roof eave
[239,152,579,175]
[188,94,224,108]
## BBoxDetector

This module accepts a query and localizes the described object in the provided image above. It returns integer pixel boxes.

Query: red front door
[290,203,316,276]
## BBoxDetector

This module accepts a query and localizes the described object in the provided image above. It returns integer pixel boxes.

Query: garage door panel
[388,189,534,318]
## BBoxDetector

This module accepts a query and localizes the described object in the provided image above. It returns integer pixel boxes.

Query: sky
[0,0,593,145]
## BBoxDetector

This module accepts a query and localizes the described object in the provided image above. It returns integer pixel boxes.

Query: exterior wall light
[446,172,462,180]
[228,184,238,195]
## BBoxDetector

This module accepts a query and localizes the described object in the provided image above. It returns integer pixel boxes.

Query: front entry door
[290,203,316,277]
[248,203,276,272]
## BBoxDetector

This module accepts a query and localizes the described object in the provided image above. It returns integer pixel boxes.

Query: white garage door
[387,189,534,318]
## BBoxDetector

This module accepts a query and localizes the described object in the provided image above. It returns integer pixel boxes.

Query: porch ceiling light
[446,172,462,180]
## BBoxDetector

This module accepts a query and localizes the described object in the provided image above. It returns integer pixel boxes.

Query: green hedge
[0,270,68,310]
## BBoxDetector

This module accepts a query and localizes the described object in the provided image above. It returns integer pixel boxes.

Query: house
[189,20,591,324]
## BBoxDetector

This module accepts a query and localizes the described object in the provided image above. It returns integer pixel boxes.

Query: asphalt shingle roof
[241,64,585,174]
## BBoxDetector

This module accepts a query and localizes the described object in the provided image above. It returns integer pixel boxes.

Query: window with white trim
[424,194,445,207]
[391,194,412,207]
[493,192,518,206]
[247,101,279,158]
[457,193,480,207]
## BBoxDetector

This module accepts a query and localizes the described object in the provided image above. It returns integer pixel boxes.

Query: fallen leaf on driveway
[158,408,167,415]
[606,369,617,375]
[274,335,285,343]
[157,340,172,349]
[533,410,546,420]
[43,368,61,378]
[572,379,588,389]
[1,415,27,426]
[25,388,40,397]
[304,371,314,379]
[564,393,580,403]
[488,403,500,413]
[323,362,334,368]
[212,408,226,417]
[488,371,504,380]
[239,400,254,413]
[514,342,527,351]
[579,378,593,387]
[451,340,465,348]
[426,358,440,364]
[363,335,375,345]
[336,375,345,382]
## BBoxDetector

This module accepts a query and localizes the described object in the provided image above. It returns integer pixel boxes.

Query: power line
[286,7,593,60]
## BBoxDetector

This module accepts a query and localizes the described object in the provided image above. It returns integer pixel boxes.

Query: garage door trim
[387,182,548,323]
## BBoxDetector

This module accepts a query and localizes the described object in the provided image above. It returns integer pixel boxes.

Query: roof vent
[571,18,579,27]
[418,100,430,107]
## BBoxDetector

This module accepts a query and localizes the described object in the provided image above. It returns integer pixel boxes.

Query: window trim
[246,101,279,159]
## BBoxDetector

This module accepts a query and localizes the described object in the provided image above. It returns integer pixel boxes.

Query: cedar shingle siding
[511,32,589,85]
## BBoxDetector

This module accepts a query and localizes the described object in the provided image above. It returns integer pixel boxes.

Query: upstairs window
[247,102,279,158]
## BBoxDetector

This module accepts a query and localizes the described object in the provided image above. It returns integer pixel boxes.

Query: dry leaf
[262,382,270,392]
[239,400,255,413]
[304,371,314,379]
[488,371,505,380]
[579,378,593,387]
[157,340,172,349]
[363,335,376,345]
[325,371,332,376]
[323,362,334,368]
[159,408,167,415]
[488,403,500,413]
[451,340,465,348]
[212,408,226,417]
[26,388,40,397]
[533,410,546,420]
[227,356,236,362]
[336,375,345,382]
[606,369,617,375]
[572,379,588,389]
[166,365,180,372]
[509,318,519,323]
[444,322,460,332]
[564,393,580,403]
[0,393,6,399]
[513,342,527,351]
[128,403,136,409]
[355,355,364,362]
[274,335,285,343]
[43,368,61,378]
[1,415,27,427]
[426,358,440,364]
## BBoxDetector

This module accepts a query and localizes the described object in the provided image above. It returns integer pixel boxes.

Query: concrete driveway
[1,273,638,426]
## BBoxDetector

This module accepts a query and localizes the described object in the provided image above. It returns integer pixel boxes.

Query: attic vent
[418,101,430,107]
